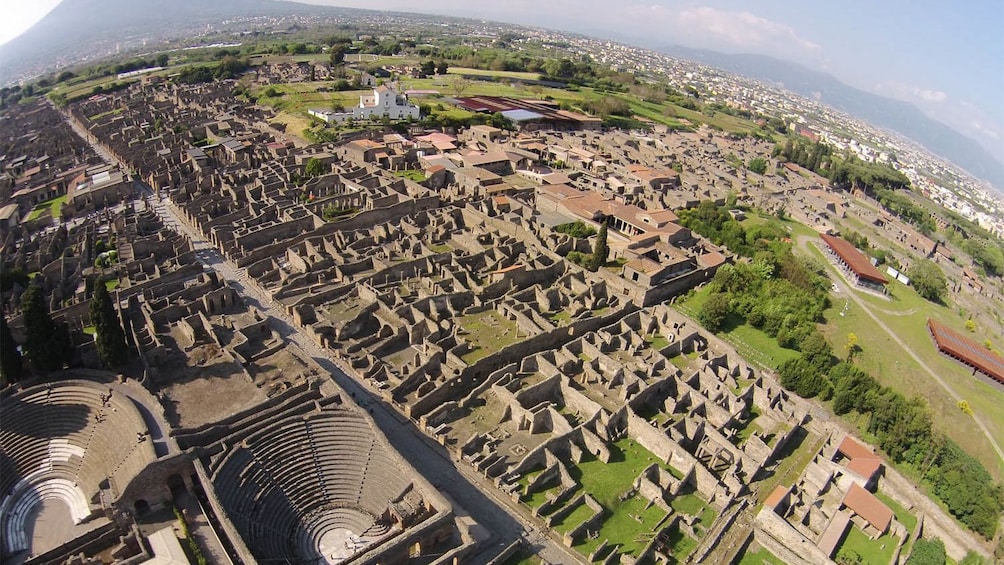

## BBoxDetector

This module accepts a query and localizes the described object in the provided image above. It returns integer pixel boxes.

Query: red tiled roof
[837,436,875,461]
[764,485,789,510]
[836,435,883,480]
[929,319,1004,384]
[821,233,888,284]
[842,483,893,533]
[847,458,883,480]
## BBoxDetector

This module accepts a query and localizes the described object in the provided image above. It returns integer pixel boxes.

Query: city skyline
[4,0,1002,158]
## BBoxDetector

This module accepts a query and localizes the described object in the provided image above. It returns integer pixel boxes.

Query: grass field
[26,195,67,221]
[875,491,917,533]
[735,546,787,565]
[811,244,1004,479]
[836,525,898,565]
[447,66,542,81]
[393,169,426,182]
[754,428,824,504]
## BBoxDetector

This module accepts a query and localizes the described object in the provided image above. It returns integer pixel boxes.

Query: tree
[909,259,947,303]
[449,75,470,97]
[304,157,326,177]
[799,330,833,373]
[589,222,609,271]
[90,284,129,368]
[329,44,347,66]
[0,315,22,385]
[747,157,768,175]
[436,61,449,75]
[778,356,828,398]
[420,60,436,76]
[697,292,730,332]
[906,538,946,565]
[844,332,860,360]
[21,284,72,373]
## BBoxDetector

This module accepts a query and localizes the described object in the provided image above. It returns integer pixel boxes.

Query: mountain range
[3,0,1001,190]
[660,46,1004,190]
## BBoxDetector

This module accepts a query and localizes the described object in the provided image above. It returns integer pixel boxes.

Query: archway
[134,499,151,517]
[168,474,187,498]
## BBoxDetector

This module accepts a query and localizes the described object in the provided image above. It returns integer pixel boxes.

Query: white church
[310,85,420,124]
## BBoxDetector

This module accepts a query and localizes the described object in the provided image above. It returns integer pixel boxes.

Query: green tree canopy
[909,259,947,303]
[304,157,326,177]
[906,538,946,565]
[747,157,768,175]
[697,292,730,332]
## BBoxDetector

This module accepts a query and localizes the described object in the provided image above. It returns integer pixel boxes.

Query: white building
[309,85,420,124]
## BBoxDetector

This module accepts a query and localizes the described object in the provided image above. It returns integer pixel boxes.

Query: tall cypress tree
[0,315,22,385]
[21,283,72,372]
[588,222,609,271]
[90,283,129,368]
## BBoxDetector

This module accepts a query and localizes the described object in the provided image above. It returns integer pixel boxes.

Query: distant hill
[661,46,1004,190]
[0,0,327,82]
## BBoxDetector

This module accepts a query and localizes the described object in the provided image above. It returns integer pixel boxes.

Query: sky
[4,0,1002,157]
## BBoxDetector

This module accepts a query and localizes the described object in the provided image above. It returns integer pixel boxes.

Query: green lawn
[553,499,595,534]
[26,195,67,221]
[754,429,824,504]
[665,524,699,564]
[82,326,96,336]
[836,525,898,565]
[645,333,671,350]
[88,108,123,122]
[104,279,120,291]
[735,546,787,565]
[393,169,427,182]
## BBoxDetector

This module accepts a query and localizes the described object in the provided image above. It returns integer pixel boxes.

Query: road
[798,236,1004,466]
[62,110,585,564]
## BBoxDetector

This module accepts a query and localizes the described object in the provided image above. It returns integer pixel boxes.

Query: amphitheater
[0,380,156,559]
[203,398,457,564]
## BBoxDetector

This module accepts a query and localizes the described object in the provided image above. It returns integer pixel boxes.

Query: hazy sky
[5,0,1002,152]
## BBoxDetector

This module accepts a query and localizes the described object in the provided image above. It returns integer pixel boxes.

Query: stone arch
[167,474,187,497]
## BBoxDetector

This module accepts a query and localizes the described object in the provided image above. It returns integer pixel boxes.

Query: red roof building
[820,233,888,290]
[834,435,883,486]
[842,483,893,535]
[928,319,1004,385]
